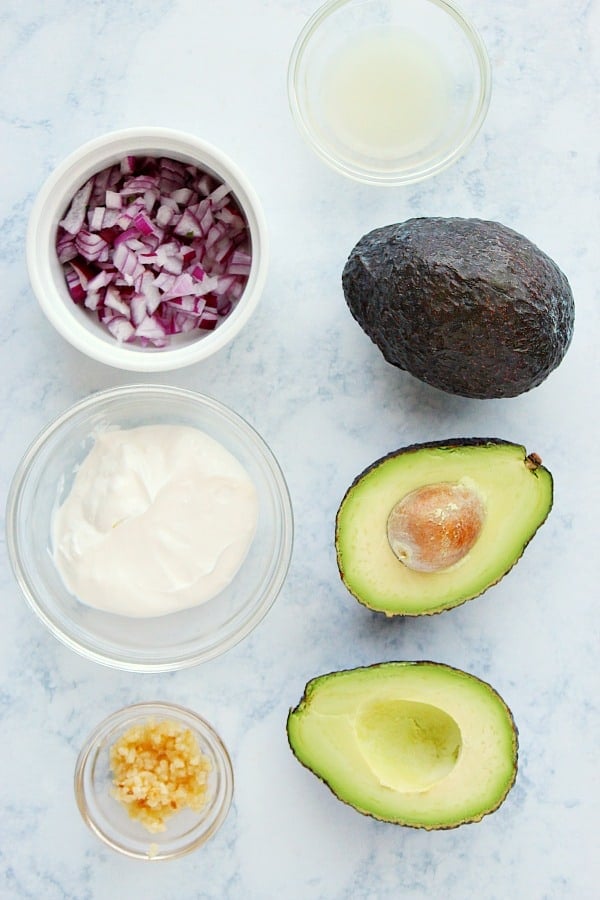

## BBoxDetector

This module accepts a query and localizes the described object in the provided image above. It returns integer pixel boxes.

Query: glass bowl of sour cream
[6,385,293,671]
[288,0,491,185]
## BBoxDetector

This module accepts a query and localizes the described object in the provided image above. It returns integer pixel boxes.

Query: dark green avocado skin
[342,217,575,399]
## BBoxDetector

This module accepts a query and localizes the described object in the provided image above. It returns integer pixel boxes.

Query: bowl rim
[26,126,269,372]
[74,700,234,860]
[5,383,294,672]
[287,0,492,186]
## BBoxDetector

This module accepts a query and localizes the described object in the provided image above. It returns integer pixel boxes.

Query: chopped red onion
[107,316,136,342]
[199,310,219,330]
[133,212,155,236]
[59,179,93,235]
[156,204,175,228]
[57,231,77,264]
[173,209,202,238]
[84,291,102,311]
[56,155,251,346]
[120,156,136,175]
[105,285,131,317]
[87,270,113,291]
[65,267,85,302]
[89,206,105,231]
[105,190,122,209]
[171,187,194,205]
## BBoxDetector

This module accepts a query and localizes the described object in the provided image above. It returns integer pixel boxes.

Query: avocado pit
[386,482,485,573]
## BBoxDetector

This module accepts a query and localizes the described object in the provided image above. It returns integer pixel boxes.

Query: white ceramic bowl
[6,384,293,671]
[75,702,234,860]
[27,127,269,371]
[288,0,491,185]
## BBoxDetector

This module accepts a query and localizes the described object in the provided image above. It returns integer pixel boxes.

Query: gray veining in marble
[1,1,599,898]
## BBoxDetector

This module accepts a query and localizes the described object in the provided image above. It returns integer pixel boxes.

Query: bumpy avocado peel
[342,217,574,398]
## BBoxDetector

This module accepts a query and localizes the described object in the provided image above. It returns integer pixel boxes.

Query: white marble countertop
[1,1,598,898]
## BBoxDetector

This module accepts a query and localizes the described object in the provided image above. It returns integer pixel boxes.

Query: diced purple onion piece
[133,212,155,236]
[105,190,122,210]
[156,204,175,227]
[199,310,219,330]
[174,209,202,238]
[107,316,136,342]
[171,187,193,205]
[120,156,137,175]
[59,179,93,235]
[56,155,251,347]
[57,230,78,263]
[87,269,114,292]
[89,206,105,231]
[84,290,102,311]
[65,266,86,302]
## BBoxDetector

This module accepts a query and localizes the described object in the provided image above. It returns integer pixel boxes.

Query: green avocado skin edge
[286,662,519,830]
[342,217,575,399]
[334,438,554,616]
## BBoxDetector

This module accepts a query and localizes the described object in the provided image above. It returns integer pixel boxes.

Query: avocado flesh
[335,439,553,615]
[287,662,518,829]
[342,217,575,399]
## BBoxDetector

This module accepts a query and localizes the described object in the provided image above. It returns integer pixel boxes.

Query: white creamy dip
[52,425,258,618]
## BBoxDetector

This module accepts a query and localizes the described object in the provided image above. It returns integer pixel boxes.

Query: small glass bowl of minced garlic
[74,702,233,860]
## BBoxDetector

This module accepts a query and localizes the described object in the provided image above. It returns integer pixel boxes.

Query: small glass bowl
[27,127,269,371]
[288,0,491,185]
[6,384,293,672]
[74,702,234,860]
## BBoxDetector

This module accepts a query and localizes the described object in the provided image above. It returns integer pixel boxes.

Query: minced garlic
[109,718,211,833]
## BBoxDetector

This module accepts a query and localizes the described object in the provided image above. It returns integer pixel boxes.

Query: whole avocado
[342,217,575,399]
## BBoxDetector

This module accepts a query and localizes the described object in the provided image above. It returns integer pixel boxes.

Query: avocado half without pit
[287,662,518,829]
[335,439,553,615]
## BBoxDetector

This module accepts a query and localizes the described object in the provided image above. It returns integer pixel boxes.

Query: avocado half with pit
[342,217,574,398]
[335,439,552,615]
[287,662,518,829]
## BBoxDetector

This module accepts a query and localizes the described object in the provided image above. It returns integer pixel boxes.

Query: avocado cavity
[355,698,462,792]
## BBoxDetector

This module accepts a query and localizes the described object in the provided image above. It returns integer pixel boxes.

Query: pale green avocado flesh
[335,440,553,615]
[287,662,518,829]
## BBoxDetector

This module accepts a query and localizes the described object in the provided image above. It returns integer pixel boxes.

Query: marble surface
[0,1,598,897]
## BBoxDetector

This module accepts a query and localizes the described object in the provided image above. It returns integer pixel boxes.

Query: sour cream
[52,425,258,618]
